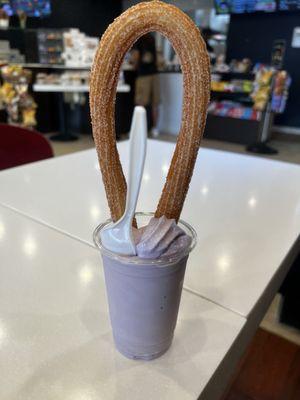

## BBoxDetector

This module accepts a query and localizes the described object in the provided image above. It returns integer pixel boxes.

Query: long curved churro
[90,1,210,222]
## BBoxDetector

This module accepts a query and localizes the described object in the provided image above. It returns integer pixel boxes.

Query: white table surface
[0,205,245,400]
[0,140,299,319]
[33,83,130,93]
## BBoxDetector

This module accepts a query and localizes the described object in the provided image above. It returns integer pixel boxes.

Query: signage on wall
[291,27,300,48]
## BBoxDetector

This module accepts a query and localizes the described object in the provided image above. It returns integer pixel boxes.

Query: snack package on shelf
[251,64,291,113]
[208,100,261,121]
[36,71,90,86]
[211,79,253,93]
[251,65,275,111]
[213,54,230,73]
[242,80,253,93]
[271,70,291,114]
[252,86,270,111]
[211,80,233,92]
[0,65,37,127]
[36,72,60,85]
[37,29,64,65]
[62,29,99,67]
[213,57,252,74]
[229,58,252,73]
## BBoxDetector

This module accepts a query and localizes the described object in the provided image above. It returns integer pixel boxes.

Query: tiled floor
[158,133,300,165]
[49,133,300,166]
[201,138,300,165]
[47,134,96,157]
[48,132,300,345]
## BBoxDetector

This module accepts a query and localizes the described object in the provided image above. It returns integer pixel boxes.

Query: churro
[90,0,210,222]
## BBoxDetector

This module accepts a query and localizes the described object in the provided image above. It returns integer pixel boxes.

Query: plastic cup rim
[93,211,197,266]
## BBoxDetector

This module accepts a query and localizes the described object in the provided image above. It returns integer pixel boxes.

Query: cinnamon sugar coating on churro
[90,1,210,222]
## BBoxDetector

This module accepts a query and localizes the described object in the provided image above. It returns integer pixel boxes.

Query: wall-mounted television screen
[0,0,51,17]
[279,0,300,10]
[0,0,13,16]
[215,0,279,13]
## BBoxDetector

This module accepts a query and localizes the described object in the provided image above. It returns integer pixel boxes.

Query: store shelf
[13,63,134,71]
[212,71,255,80]
[208,111,261,122]
[33,83,130,93]
[18,63,91,70]
[211,91,254,104]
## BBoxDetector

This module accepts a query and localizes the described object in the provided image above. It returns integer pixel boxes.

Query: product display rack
[206,66,291,153]
[205,71,269,145]
[12,63,93,136]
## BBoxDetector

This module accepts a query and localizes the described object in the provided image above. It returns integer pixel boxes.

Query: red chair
[0,124,54,170]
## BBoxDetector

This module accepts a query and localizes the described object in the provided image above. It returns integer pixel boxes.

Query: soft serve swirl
[133,216,192,259]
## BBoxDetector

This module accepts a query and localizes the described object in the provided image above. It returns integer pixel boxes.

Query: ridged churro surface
[90,0,210,222]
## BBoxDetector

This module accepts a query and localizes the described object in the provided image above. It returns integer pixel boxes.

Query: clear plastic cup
[93,212,197,360]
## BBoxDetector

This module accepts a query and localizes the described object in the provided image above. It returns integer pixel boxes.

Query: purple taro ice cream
[95,214,195,360]
[135,216,192,259]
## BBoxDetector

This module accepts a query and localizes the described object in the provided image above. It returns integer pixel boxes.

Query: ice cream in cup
[94,213,196,360]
